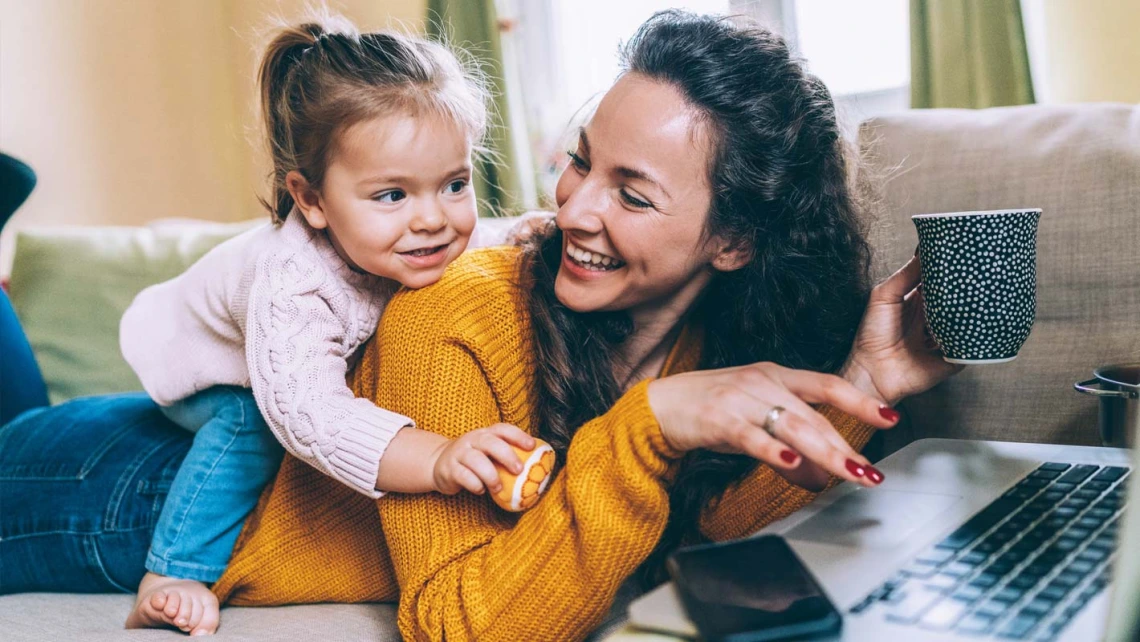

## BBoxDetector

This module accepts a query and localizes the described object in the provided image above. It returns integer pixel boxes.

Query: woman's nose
[556,184,605,235]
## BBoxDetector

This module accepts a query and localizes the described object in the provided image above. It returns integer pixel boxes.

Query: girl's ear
[285,170,327,229]
[711,236,752,273]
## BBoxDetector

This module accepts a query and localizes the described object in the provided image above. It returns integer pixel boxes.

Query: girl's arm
[244,247,415,498]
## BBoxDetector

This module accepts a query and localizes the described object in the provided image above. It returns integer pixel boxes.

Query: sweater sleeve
[245,247,412,498]
[372,298,682,641]
[698,406,877,542]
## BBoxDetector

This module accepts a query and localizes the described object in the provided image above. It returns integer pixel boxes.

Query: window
[503,0,910,201]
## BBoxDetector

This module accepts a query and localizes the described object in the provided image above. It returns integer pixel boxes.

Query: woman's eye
[445,179,468,195]
[620,189,652,209]
[567,151,589,172]
[374,190,406,204]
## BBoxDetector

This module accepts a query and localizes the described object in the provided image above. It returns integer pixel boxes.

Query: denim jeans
[147,386,284,582]
[0,393,191,593]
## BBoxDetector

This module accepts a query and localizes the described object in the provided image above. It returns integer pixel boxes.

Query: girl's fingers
[490,423,535,450]
[476,434,525,474]
[460,449,503,494]
[451,466,485,495]
[774,368,898,429]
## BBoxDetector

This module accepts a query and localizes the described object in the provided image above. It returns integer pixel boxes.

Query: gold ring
[763,406,786,437]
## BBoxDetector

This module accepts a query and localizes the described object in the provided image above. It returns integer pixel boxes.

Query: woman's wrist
[839,358,899,407]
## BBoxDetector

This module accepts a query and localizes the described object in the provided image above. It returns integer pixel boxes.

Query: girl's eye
[374,189,406,204]
[567,151,589,172]
[620,189,652,209]
[445,179,468,195]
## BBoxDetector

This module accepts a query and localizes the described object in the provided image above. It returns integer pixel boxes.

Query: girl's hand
[647,362,900,490]
[431,424,536,495]
[841,253,964,407]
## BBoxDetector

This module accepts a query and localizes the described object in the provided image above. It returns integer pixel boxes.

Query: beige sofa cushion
[858,103,1140,452]
[0,594,400,641]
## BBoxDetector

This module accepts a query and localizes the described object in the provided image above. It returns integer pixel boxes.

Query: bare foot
[124,571,220,636]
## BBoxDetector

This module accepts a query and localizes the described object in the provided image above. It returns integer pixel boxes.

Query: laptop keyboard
[850,462,1130,640]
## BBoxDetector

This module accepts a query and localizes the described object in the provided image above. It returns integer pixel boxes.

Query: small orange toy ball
[492,438,556,512]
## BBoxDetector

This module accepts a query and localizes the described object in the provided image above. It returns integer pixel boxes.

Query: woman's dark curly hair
[519,10,872,584]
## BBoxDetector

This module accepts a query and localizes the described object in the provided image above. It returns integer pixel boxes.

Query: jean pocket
[0,393,159,481]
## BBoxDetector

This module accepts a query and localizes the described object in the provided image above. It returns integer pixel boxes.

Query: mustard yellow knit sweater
[212,247,874,641]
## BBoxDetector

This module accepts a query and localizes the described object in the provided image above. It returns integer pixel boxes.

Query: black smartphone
[667,535,842,642]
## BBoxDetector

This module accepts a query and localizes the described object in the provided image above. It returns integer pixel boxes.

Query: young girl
[118,16,535,636]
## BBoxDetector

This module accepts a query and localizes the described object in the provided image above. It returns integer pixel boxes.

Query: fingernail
[845,459,866,478]
[879,405,900,423]
[914,245,920,257]
[866,466,885,484]
[779,449,798,464]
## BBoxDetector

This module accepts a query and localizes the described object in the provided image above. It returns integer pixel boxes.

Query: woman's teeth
[567,244,624,271]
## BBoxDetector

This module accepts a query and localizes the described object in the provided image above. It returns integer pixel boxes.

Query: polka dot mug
[912,209,1041,364]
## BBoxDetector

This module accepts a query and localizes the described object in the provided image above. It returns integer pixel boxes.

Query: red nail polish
[845,459,866,477]
[879,406,900,423]
[866,466,885,484]
[780,449,798,464]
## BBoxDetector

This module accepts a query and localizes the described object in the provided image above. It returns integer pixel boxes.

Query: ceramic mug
[912,208,1041,364]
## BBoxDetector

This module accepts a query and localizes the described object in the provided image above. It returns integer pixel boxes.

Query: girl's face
[290,113,478,289]
[553,73,740,320]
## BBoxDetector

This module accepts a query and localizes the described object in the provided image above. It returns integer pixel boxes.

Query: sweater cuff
[609,380,685,474]
[330,400,414,498]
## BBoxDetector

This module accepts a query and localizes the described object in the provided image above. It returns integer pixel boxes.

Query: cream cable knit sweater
[120,213,513,498]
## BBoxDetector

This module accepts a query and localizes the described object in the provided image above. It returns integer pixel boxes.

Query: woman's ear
[285,170,327,229]
[711,237,752,272]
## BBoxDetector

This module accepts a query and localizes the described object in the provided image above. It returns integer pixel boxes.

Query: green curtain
[910,0,1035,108]
[427,0,522,217]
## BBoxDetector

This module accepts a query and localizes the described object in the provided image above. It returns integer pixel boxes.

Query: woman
[0,11,957,640]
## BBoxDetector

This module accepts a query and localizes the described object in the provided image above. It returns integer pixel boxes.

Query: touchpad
[785,489,962,549]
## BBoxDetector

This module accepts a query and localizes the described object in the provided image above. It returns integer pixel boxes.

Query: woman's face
[553,73,731,319]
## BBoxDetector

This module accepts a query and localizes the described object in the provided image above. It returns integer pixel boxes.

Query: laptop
[629,432,1140,641]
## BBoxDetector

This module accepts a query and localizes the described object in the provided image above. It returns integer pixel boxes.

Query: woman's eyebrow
[580,129,671,199]
[616,167,671,199]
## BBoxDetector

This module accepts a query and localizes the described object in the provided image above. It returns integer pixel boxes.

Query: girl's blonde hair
[257,14,488,222]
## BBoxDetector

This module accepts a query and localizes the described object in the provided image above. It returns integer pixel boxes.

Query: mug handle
[1073,379,1136,399]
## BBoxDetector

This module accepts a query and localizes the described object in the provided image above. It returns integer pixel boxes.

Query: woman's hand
[647,362,900,490]
[841,253,964,406]
[431,424,536,495]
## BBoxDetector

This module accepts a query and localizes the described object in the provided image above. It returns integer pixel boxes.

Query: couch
[2,103,1137,641]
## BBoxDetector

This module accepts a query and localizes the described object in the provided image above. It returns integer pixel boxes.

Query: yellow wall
[0,0,426,271]
[1040,1,1140,103]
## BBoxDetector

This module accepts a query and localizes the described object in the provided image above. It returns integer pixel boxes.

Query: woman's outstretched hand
[647,362,900,491]
[841,253,964,407]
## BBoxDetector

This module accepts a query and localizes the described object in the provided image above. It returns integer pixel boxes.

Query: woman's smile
[563,238,626,278]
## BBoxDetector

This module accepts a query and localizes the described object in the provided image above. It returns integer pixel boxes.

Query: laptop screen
[1104,432,1140,641]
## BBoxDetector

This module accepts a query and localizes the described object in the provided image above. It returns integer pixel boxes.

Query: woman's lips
[561,247,624,280]
[398,243,450,268]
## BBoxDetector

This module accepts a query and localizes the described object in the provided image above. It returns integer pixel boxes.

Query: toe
[175,592,194,630]
[163,591,182,619]
[191,597,220,636]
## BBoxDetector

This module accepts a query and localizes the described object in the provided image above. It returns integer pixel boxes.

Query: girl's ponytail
[257,23,325,223]
[252,14,488,224]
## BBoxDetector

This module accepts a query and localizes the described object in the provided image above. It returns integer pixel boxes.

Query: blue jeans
[0,289,49,426]
[0,393,191,593]
[147,386,284,582]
